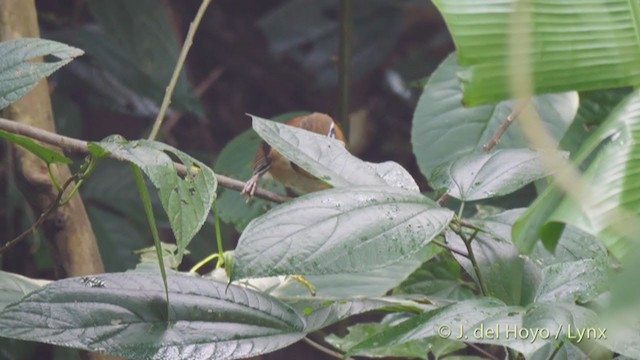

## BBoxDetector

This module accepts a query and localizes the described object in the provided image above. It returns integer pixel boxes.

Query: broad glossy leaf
[223,245,440,299]
[411,54,577,179]
[430,149,554,201]
[92,136,216,258]
[433,0,640,105]
[0,38,83,110]
[232,186,453,280]
[534,259,607,304]
[0,272,305,360]
[0,130,71,165]
[0,271,48,312]
[252,116,403,189]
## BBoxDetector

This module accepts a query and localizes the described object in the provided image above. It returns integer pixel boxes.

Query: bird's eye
[327,122,337,138]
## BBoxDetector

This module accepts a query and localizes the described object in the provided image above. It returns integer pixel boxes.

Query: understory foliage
[1,1,640,359]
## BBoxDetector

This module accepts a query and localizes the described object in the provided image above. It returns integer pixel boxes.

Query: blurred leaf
[433,0,640,105]
[74,0,201,114]
[0,273,305,360]
[0,38,83,110]
[326,322,464,359]
[430,149,556,201]
[411,54,577,180]
[92,136,216,259]
[0,130,71,165]
[232,186,453,280]
[252,116,419,191]
[515,89,640,257]
[135,242,186,270]
[259,0,404,87]
[0,271,48,312]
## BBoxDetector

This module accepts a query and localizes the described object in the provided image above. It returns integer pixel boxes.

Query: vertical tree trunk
[0,0,105,277]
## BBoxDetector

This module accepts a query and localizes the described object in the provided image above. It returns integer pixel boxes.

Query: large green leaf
[0,273,305,360]
[0,38,83,110]
[251,116,419,191]
[92,136,216,259]
[430,149,556,201]
[514,89,640,257]
[0,271,47,312]
[432,0,640,105]
[411,54,577,179]
[231,186,453,280]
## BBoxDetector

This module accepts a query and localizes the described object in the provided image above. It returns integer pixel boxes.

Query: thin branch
[466,342,500,360]
[148,0,213,140]
[431,238,468,258]
[0,175,77,254]
[302,337,353,360]
[338,0,352,137]
[459,228,488,296]
[481,99,530,152]
[0,118,290,203]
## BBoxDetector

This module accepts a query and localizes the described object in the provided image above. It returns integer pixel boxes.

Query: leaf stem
[302,337,353,360]
[213,199,224,268]
[189,253,219,273]
[431,238,469,258]
[148,0,213,141]
[131,164,170,319]
[459,228,488,296]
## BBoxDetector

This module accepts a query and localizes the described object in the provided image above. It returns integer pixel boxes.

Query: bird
[241,112,345,197]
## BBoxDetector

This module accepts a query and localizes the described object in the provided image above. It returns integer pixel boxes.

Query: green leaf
[0,38,83,110]
[251,116,419,191]
[91,136,216,258]
[326,322,464,359]
[411,54,577,179]
[0,130,71,165]
[0,272,306,360]
[515,89,640,257]
[0,271,48,312]
[432,0,640,105]
[232,186,453,280]
[430,149,556,201]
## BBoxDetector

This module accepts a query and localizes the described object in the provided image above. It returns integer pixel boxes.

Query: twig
[148,0,213,141]
[0,118,290,203]
[459,228,488,296]
[431,238,468,258]
[338,0,352,137]
[302,337,353,360]
[438,99,530,206]
[0,175,76,254]
[466,342,500,360]
[482,99,530,152]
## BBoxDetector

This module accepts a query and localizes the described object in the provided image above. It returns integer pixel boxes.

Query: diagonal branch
[0,118,290,203]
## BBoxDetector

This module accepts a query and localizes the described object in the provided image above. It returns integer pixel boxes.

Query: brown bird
[241,112,345,197]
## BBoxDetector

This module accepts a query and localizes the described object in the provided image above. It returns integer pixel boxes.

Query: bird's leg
[241,173,261,197]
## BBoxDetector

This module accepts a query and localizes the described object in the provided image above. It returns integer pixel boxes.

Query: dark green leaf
[411,54,577,179]
[91,136,216,258]
[430,149,556,201]
[0,38,83,110]
[0,130,72,165]
[232,186,453,280]
[0,271,47,312]
[0,272,305,360]
[432,0,640,105]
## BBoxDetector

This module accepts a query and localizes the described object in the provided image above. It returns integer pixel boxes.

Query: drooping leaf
[252,116,418,190]
[411,54,577,179]
[0,271,48,312]
[0,272,306,360]
[0,38,83,110]
[91,136,216,258]
[232,186,453,280]
[0,130,71,165]
[430,149,556,201]
[432,0,640,105]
